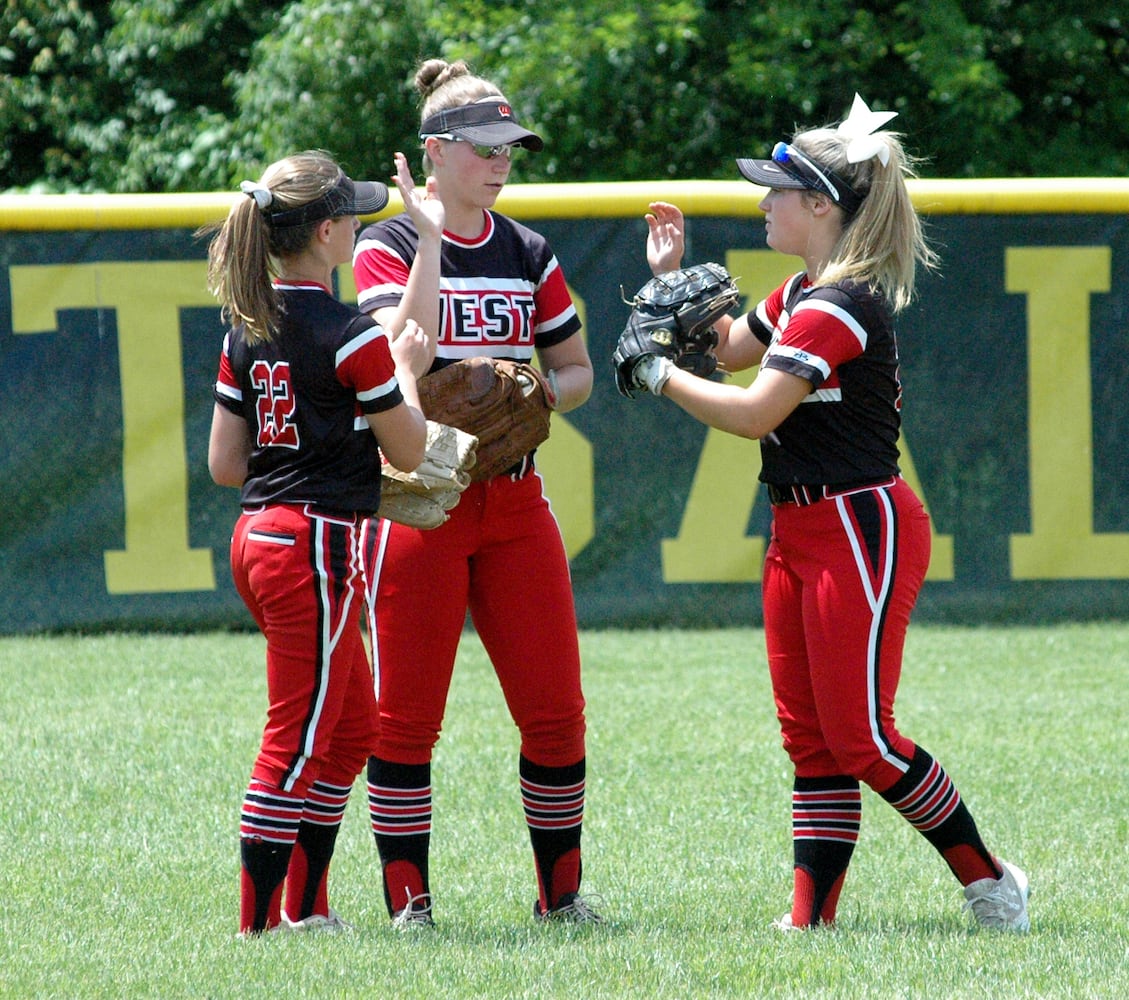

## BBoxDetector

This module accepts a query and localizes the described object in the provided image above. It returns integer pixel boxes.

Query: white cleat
[391,892,435,931]
[963,860,1031,932]
[280,907,353,933]
[533,892,605,925]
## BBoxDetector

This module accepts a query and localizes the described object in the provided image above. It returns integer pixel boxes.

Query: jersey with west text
[749,273,902,486]
[352,210,582,371]
[213,282,403,514]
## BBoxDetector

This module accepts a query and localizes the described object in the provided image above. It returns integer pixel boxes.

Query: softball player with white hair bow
[631,95,1030,933]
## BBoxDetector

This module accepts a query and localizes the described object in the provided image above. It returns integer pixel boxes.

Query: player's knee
[375,717,442,763]
[319,744,370,785]
[519,715,586,766]
[829,746,910,793]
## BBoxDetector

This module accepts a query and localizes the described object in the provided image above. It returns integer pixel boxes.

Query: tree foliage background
[2,0,1127,193]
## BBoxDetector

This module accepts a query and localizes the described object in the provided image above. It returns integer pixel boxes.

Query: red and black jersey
[213,282,403,514]
[353,210,582,371]
[749,273,902,486]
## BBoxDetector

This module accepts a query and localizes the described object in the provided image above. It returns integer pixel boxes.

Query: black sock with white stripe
[880,746,1000,885]
[520,755,586,911]
[791,776,861,926]
[367,757,432,916]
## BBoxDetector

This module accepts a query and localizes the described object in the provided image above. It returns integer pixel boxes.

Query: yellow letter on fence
[661,251,794,582]
[11,262,217,594]
[1007,246,1129,578]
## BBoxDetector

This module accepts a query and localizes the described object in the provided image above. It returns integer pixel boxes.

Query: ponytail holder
[837,93,898,166]
[239,180,274,210]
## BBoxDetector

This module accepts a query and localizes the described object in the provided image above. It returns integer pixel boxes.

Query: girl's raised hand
[392,152,444,240]
[645,201,686,275]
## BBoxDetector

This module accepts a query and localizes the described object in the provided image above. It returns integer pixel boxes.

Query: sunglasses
[426,134,522,160]
[770,141,863,214]
[771,142,841,201]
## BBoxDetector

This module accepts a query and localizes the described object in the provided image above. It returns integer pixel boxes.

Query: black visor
[267,173,389,228]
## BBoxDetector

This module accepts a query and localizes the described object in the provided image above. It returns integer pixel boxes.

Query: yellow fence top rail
[2,178,1128,231]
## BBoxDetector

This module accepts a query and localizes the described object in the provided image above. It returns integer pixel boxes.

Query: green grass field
[1,624,1125,999]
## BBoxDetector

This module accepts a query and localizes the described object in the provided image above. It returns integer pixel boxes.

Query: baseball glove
[416,357,553,482]
[613,261,740,398]
[377,420,479,529]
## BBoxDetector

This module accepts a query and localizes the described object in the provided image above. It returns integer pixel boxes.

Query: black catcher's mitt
[613,262,740,398]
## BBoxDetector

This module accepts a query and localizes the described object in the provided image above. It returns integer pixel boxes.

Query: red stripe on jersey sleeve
[532,256,579,339]
[214,333,242,404]
[353,240,411,309]
[336,328,400,412]
[778,301,865,373]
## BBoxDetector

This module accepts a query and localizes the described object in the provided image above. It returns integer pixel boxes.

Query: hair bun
[415,58,470,97]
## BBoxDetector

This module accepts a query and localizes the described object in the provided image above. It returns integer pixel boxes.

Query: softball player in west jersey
[635,95,1029,932]
[205,151,434,935]
[352,58,599,927]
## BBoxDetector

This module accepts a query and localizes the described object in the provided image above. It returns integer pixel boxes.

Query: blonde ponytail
[797,127,938,313]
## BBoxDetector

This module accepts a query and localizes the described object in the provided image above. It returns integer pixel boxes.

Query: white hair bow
[239,180,273,210]
[837,93,898,166]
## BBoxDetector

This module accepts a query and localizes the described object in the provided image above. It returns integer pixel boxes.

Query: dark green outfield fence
[3,179,1129,633]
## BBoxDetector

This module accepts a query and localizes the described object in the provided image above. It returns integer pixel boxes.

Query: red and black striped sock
[283,779,350,920]
[239,781,302,933]
[521,755,586,911]
[880,746,1000,885]
[790,776,862,926]
[367,757,432,915]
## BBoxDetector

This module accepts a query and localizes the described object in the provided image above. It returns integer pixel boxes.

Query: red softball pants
[230,504,379,797]
[762,477,932,793]
[362,471,587,768]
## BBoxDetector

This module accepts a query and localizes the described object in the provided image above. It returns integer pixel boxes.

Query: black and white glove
[612,262,739,398]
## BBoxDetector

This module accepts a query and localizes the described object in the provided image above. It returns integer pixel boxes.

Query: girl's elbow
[731,422,767,442]
[562,377,593,412]
[730,412,780,441]
[208,458,244,488]
[384,435,426,473]
[403,443,426,473]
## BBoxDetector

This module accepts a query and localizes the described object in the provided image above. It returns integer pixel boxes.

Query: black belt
[503,452,536,480]
[766,477,895,507]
